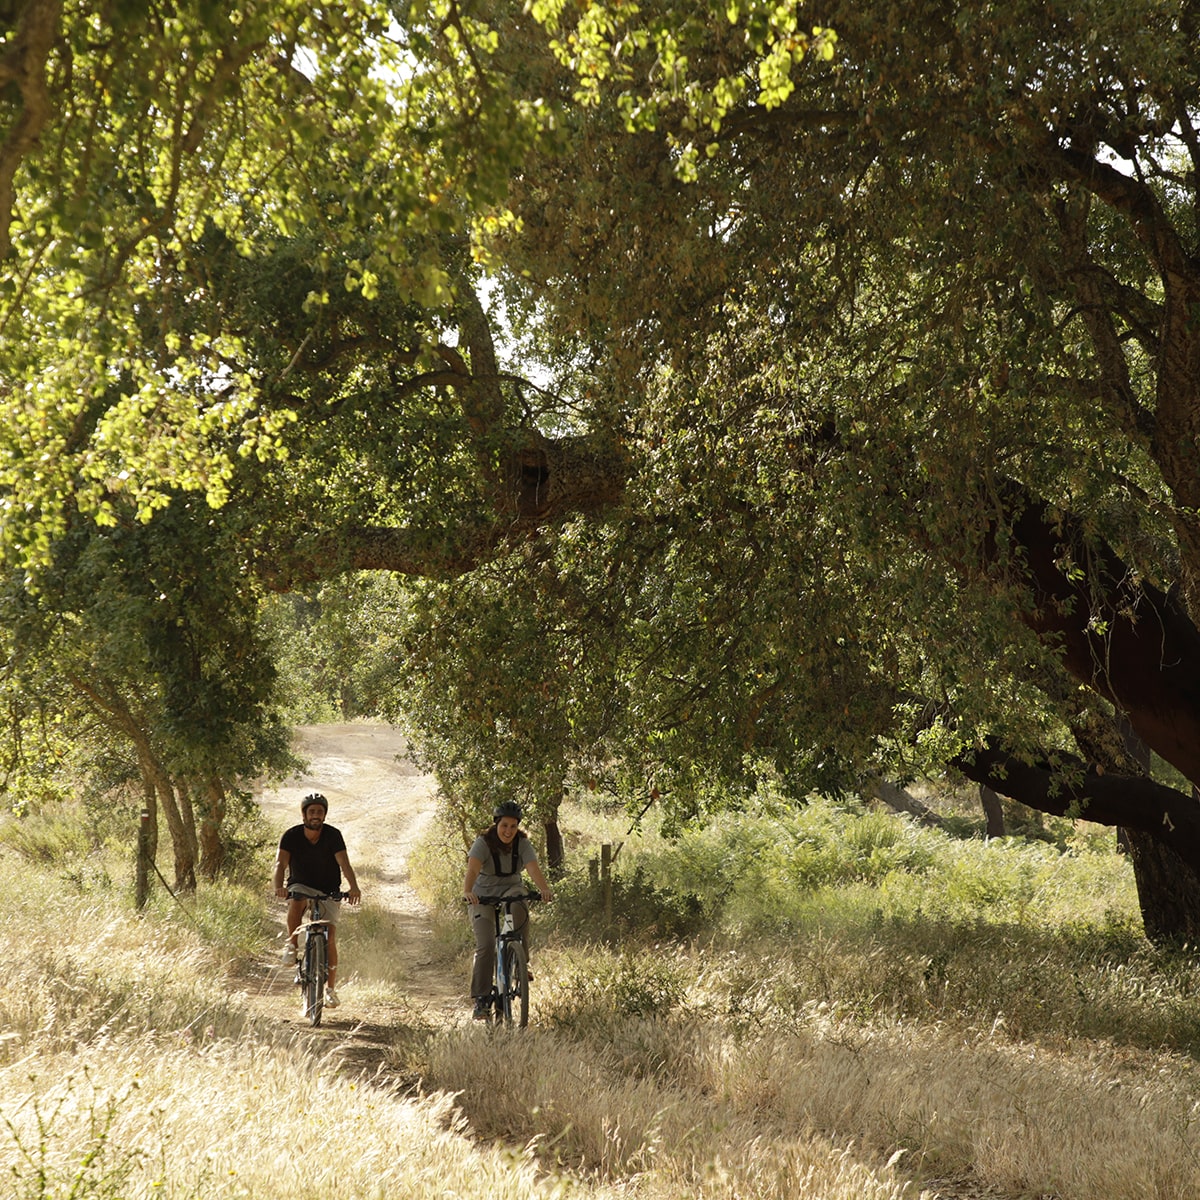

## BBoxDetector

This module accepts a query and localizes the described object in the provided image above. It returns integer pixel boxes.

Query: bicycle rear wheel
[502,942,529,1028]
[305,932,327,1026]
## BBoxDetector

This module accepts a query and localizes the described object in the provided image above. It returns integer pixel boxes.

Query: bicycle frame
[473,892,540,1027]
[288,884,344,1026]
[493,902,518,996]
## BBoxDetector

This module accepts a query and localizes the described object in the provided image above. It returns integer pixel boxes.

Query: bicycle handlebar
[466,892,542,905]
[287,887,351,901]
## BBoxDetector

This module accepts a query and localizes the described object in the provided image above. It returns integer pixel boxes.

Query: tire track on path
[247,722,466,1062]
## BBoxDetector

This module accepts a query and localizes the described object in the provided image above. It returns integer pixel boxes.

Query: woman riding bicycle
[463,800,554,1020]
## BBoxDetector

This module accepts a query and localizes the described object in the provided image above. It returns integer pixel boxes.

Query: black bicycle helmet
[301,792,329,814]
[493,800,523,822]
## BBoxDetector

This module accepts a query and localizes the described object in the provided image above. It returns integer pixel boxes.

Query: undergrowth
[5,782,1200,1200]
[409,787,1200,1061]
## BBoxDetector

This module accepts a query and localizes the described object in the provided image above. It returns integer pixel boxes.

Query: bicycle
[287,884,347,1027]
[470,892,541,1027]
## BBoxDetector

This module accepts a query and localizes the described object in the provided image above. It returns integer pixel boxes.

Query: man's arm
[334,850,361,905]
[273,847,291,900]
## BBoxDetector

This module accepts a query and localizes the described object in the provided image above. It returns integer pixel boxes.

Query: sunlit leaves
[528,0,836,173]
[0,1,425,572]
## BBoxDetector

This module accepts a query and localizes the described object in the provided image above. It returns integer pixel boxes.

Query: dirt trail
[245,725,1013,1200]
[247,722,466,1054]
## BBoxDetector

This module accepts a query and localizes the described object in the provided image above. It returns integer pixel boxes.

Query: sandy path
[249,721,465,1044]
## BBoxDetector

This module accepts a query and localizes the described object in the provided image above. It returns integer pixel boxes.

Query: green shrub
[539,945,693,1030]
[165,879,275,965]
[0,802,100,864]
[544,862,706,943]
[214,789,276,886]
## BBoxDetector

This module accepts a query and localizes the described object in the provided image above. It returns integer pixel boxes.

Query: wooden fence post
[601,842,613,923]
[136,807,153,909]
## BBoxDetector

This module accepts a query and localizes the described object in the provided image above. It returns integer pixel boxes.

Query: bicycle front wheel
[305,932,327,1027]
[502,942,529,1028]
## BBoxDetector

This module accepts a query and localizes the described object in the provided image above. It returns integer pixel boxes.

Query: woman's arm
[463,855,484,904]
[526,859,554,902]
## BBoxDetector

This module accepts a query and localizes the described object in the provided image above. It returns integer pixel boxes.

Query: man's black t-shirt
[279,823,347,895]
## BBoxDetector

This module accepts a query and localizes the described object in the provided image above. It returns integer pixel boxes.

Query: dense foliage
[387,0,1200,902]
[5,1,1200,931]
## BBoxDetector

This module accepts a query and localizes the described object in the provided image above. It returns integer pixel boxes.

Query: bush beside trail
[417,793,1200,1199]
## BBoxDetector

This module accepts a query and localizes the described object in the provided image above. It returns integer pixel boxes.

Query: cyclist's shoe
[472,997,490,1021]
[292,967,302,987]
[325,988,339,1009]
[281,942,297,964]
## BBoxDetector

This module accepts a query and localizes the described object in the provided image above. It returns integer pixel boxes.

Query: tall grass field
[4,786,1200,1199]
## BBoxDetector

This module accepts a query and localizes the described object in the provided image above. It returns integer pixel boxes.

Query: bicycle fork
[299,924,329,997]
[493,910,521,1019]
[493,913,510,1000]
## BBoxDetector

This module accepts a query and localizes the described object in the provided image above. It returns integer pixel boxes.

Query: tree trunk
[543,785,565,873]
[197,777,226,881]
[166,777,198,893]
[996,486,1200,788]
[544,818,565,873]
[135,774,157,909]
[68,676,198,894]
[142,760,197,893]
[1109,721,1200,945]
[134,745,197,892]
[979,785,1005,838]
[1122,828,1200,946]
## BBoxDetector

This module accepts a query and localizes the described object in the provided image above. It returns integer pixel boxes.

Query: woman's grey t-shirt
[469,833,537,898]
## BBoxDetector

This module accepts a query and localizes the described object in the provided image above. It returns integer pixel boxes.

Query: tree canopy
[5,0,1200,933]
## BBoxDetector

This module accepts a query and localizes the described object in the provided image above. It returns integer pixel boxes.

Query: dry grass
[423,991,1200,1200]
[2,1041,560,1200]
[330,899,415,999]
[0,839,931,1200]
[0,845,556,1200]
[427,1026,923,1199]
[6,786,1200,1200]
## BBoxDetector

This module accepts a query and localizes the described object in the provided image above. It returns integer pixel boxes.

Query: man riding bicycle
[273,792,362,1009]
[463,800,554,1020]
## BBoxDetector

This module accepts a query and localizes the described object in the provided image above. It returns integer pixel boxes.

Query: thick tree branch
[863,777,952,831]
[1056,199,1157,444]
[0,0,62,259]
[264,428,626,588]
[953,739,1200,870]
[453,278,507,435]
[1054,145,1196,283]
[994,484,1200,788]
[266,524,501,586]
